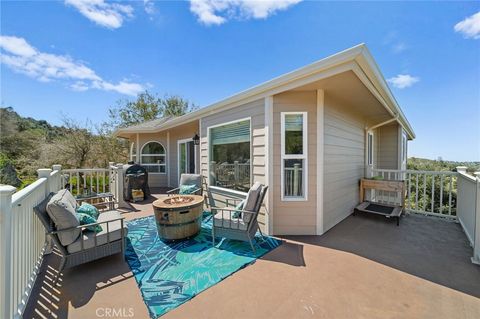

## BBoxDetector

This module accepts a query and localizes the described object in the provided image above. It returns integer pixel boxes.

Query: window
[401,132,407,163]
[281,112,307,200]
[141,142,166,173]
[209,119,251,192]
[367,132,374,166]
[130,142,136,163]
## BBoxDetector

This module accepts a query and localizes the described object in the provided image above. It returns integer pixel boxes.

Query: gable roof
[115,44,415,139]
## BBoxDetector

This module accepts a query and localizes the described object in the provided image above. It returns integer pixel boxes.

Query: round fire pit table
[152,195,204,241]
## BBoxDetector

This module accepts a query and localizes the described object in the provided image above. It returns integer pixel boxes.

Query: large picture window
[281,112,307,200]
[209,119,251,192]
[141,142,166,173]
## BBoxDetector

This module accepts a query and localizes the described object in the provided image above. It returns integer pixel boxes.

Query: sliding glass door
[178,139,196,178]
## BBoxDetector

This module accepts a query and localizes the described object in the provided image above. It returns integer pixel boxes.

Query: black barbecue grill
[123,163,150,202]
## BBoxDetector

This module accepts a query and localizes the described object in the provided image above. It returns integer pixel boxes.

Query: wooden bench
[354,178,405,226]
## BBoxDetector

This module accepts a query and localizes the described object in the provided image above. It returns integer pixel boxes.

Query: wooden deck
[24,189,480,319]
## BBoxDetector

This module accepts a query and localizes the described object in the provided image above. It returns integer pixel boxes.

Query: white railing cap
[456,166,468,173]
[0,185,17,195]
[37,168,52,178]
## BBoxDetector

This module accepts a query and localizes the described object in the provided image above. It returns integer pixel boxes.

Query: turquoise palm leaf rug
[125,214,282,318]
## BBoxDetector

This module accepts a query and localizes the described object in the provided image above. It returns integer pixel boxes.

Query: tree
[108,91,162,128]
[108,91,197,129]
[161,94,197,117]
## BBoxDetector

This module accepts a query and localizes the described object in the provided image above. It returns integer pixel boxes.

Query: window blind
[285,114,303,131]
[211,120,250,145]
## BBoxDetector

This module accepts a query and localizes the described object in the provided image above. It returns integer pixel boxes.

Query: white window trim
[140,141,167,175]
[367,132,374,166]
[207,117,252,193]
[281,112,308,201]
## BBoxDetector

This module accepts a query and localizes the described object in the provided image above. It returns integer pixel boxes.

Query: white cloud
[65,0,134,29]
[189,0,302,25]
[454,11,480,39]
[0,35,145,96]
[144,0,156,16]
[387,74,419,89]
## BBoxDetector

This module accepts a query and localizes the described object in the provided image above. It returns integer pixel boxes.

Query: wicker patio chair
[34,190,127,283]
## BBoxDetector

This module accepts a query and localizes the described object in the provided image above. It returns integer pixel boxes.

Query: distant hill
[0,107,127,187]
[408,157,479,173]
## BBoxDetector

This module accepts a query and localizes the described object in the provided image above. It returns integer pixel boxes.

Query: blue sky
[1,0,479,161]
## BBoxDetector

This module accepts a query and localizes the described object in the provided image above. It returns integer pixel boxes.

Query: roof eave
[115,43,415,140]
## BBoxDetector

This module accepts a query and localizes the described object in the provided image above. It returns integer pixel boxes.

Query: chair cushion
[213,212,248,231]
[77,213,102,232]
[179,174,202,189]
[179,184,198,195]
[242,182,262,223]
[232,200,245,218]
[46,189,80,246]
[67,210,127,254]
[76,202,100,219]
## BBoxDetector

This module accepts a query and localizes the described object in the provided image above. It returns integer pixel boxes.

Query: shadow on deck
[283,213,480,298]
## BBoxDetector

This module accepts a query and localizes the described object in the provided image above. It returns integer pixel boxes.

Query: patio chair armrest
[90,200,116,211]
[166,188,180,195]
[167,187,202,196]
[48,217,126,235]
[211,206,256,217]
[225,198,244,207]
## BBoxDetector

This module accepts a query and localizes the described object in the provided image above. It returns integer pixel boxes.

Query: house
[115,44,415,236]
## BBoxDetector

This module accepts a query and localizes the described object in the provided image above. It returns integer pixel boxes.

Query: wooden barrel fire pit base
[152,195,204,241]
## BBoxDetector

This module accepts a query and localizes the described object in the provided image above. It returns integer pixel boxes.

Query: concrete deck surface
[24,189,480,319]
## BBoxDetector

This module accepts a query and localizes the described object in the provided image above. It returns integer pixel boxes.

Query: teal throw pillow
[76,203,99,219]
[232,200,245,219]
[77,213,102,233]
[179,184,198,195]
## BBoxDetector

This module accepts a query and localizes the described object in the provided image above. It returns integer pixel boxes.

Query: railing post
[38,169,53,256]
[234,161,239,184]
[52,165,62,192]
[116,164,128,208]
[0,185,17,319]
[37,169,52,196]
[472,172,480,265]
[108,162,115,195]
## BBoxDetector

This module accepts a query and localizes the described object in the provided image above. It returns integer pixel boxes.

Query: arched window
[141,142,166,173]
[130,142,136,162]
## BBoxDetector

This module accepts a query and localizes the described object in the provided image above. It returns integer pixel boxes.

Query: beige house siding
[137,132,169,187]
[199,98,267,230]
[323,94,365,232]
[272,91,317,235]
[167,121,200,188]
[376,123,400,170]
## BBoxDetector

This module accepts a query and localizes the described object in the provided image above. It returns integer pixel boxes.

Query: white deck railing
[0,163,126,319]
[371,168,458,218]
[0,167,62,318]
[372,167,480,265]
